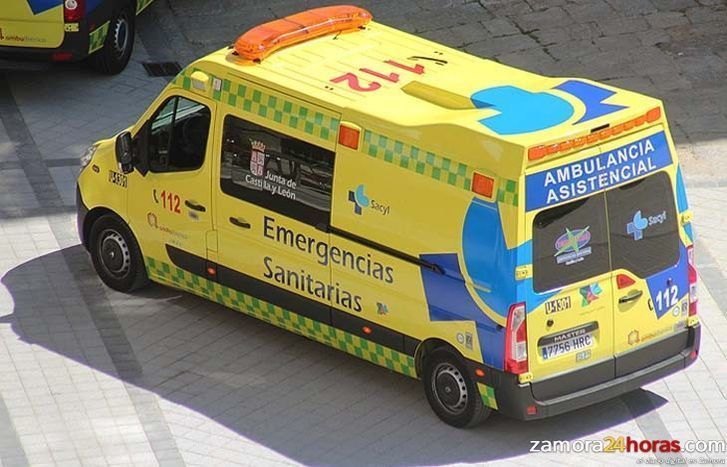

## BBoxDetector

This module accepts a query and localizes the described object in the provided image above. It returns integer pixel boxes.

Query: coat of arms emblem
[250,140,266,176]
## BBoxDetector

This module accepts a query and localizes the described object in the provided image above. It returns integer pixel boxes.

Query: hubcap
[432,362,468,415]
[112,15,129,58]
[98,229,130,278]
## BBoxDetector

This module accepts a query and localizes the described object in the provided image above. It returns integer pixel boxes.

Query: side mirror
[115,131,134,174]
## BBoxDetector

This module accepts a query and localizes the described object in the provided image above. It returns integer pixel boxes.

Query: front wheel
[423,347,491,428]
[88,6,135,74]
[89,214,149,292]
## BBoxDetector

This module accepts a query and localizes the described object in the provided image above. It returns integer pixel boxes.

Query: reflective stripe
[144,256,418,377]
[88,21,109,54]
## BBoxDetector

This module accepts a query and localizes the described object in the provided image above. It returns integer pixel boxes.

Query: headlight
[80,144,98,169]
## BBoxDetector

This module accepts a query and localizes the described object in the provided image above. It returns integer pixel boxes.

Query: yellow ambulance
[0,0,156,73]
[76,6,700,427]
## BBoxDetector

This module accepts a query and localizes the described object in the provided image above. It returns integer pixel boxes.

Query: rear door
[602,168,685,369]
[1,0,65,48]
[526,124,680,383]
[529,188,615,381]
[591,125,686,367]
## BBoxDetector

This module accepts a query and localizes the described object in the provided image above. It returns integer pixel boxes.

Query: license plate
[540,332,593,360]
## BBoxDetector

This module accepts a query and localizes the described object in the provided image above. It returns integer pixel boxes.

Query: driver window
[148,96,211,173]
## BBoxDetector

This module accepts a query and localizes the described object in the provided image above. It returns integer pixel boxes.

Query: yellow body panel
[1,1,64,48]
[1,0,157,53]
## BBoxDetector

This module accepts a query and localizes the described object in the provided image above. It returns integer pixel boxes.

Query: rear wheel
[88,6,135,74]
[423,347,491,428]
[89,214,149,292]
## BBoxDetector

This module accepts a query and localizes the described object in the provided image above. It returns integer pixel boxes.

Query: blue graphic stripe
[27,0,103,15]
[472,86,573,135]
[419,196,559,367]
[26,0,62,15]
[645,243,689,319]
[555,80,626,124]
[461,197,556,314]
[420,253,506,368]
[676,166,689,214]
[675,167,693,242]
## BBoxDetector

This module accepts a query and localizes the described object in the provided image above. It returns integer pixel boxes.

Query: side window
[606,172,679,278]
[220,114,335,226]
[533,194,610,293]
[148,96,211,173]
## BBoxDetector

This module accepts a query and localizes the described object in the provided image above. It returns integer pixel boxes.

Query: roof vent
[402,81,474,110]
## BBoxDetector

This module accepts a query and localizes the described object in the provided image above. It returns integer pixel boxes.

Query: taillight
[64,0,85,22]
[616,273,636,289]
[505,302,528,374]
[687,245,698,316]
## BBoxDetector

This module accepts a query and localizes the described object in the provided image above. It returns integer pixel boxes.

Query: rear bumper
[474,324,700,420]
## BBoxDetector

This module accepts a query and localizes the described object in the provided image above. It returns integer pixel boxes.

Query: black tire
[89,214,149,292]
[423,347,491,428]
[88,6,135,74]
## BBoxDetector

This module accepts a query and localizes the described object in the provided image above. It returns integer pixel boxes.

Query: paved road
[0,0,726,465]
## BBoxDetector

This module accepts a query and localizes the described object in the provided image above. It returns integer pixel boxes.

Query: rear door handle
[185,200,206,212]
[619,290,643,304]
[229,217,251,229]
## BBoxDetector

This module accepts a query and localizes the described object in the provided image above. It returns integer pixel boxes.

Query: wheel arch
[414,338,462,378]
[82,207,137,251]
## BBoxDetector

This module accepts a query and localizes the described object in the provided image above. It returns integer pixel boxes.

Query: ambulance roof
[198,18,662,174]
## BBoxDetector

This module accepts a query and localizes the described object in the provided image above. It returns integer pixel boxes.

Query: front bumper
[474,324,700,420]
[76,184,89,249]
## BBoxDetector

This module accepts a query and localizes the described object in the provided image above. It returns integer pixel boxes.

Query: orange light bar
[235,6,373,61]
[528,106,662,161]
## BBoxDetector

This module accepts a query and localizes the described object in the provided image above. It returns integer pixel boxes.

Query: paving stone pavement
[0,0,726,466]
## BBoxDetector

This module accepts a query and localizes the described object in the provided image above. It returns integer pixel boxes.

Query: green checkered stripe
[477,383,498,410]
[145,257,417,377]
[362,130,473,190]
[88,21,109,54]
[136,0,155,13]
[173,70,340,145]
[361,130,520,207]
[497,178,519,207]
[218,79,340,143]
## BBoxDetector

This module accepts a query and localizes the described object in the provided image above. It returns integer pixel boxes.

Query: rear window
[533,195,610,293]
[533,172,678,292]
[606,172,679,278]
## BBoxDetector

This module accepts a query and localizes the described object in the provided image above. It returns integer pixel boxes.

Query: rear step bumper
[474,324,700,420]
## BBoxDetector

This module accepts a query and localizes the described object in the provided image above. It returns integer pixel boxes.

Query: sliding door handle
[185,200,206,212]
[229,217,251,229]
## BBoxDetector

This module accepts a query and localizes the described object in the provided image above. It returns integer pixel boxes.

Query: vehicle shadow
[1,246,668,465]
